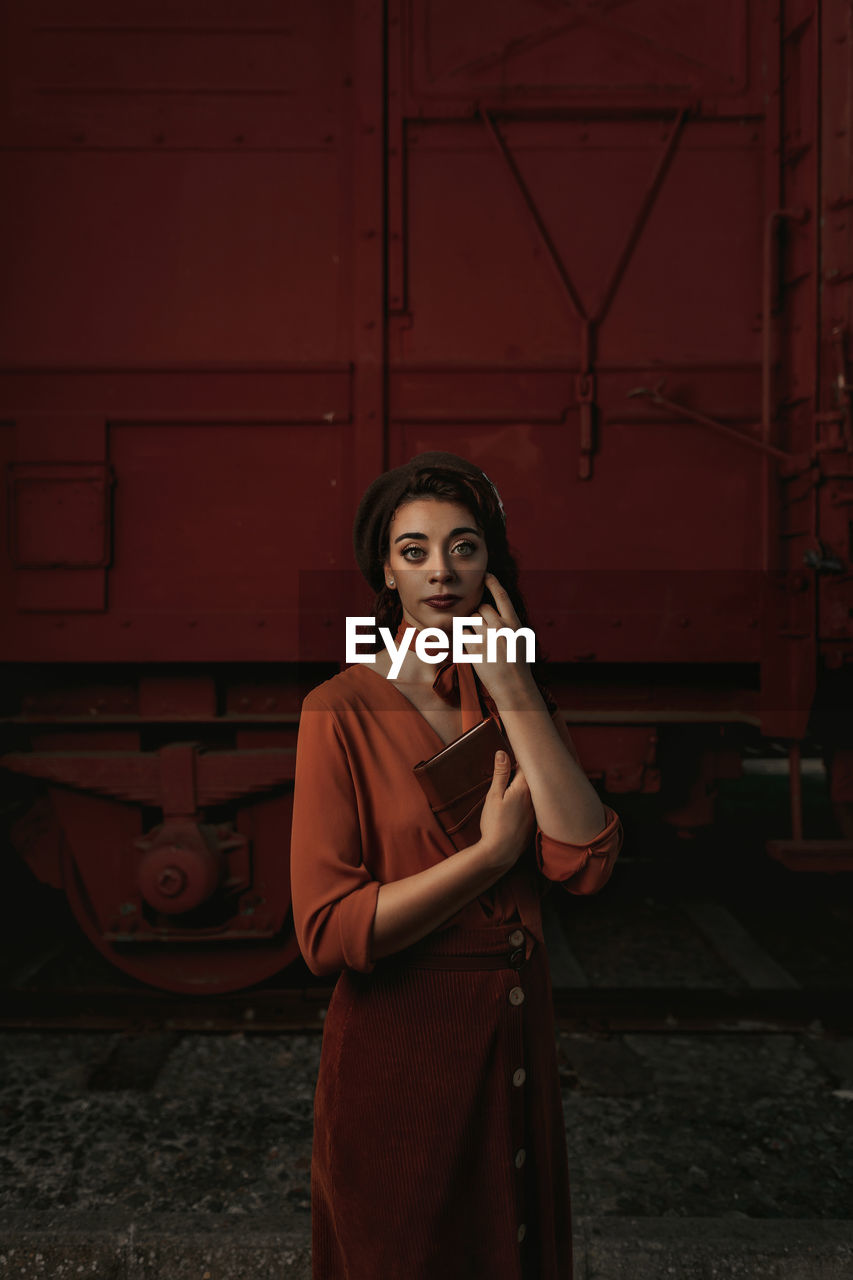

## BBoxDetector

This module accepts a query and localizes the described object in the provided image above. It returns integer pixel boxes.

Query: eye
[400,544,426,561]
[452,539,479,557]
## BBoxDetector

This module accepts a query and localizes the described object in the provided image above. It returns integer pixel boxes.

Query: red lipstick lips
[423,595,461,610]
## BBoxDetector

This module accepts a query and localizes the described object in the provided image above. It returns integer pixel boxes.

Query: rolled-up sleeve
[289,693,381,977]
[536,804,623,895]
[534,709,624,895]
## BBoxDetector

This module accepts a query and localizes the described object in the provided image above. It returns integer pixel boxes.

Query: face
[383,498,488,633]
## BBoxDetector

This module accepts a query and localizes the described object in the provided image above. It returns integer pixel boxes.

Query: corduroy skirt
[310,923,573,1279]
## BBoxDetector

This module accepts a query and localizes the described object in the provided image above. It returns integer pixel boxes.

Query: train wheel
[61,837,302,994]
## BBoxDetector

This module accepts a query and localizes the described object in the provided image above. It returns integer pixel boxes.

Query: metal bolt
[157,867,186,897]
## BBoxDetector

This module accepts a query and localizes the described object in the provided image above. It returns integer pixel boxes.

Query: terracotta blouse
[290,661,623,977]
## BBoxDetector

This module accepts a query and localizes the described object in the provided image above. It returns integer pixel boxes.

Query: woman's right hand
[477,751,535,872]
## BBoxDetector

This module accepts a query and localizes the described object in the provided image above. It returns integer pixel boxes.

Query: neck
[386,615,484,729]
[388,618,447,684]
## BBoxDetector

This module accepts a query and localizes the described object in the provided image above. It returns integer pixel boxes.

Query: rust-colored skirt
[311,923,573,1279]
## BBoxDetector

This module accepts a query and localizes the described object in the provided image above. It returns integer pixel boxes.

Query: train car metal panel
[1,0,851,990]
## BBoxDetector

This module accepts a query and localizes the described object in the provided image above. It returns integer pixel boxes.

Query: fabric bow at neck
[394,620,497,733]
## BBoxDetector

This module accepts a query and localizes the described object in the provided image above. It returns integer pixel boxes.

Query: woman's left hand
[463,572,536,700]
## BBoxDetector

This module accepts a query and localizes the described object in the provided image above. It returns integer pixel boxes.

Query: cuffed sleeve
[535,804,623,895]
[535,707,624,894]
[289,693,381,977]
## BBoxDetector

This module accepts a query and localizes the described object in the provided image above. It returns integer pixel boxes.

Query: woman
[290,451,623,1280]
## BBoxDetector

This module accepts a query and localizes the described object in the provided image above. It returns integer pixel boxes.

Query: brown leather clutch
[413,715,516,852]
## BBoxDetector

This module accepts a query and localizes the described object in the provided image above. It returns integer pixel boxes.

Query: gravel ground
[0,1026,850,1222]
[559,1031,853,1219]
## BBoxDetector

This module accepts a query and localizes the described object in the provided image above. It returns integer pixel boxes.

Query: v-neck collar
[351,662,484,749]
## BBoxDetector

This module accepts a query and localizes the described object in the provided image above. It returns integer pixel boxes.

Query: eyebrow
[393,526,482,544]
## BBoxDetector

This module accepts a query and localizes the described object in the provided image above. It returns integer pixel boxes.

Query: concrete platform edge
[0,1212,851,1278]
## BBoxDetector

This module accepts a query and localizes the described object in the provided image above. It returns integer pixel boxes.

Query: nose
[427,553,457,583]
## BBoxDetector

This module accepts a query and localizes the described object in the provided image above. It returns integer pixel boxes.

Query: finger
[489,750,511,794]
[476,603,502,627]
[489,747,507,778]
[460,615,493,658]
[484,573,521,626]
[506,766,530,795]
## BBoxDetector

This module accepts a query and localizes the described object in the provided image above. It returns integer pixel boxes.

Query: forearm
[494,674,607,844]
[370,840,506,962]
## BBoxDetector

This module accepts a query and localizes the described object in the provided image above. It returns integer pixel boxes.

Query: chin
[420,602,479,630]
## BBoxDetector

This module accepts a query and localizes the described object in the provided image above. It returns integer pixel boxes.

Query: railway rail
[3,875,850,1037]
[2,980,852,1037]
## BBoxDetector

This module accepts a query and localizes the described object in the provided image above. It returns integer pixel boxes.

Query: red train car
[1,1,851,992]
